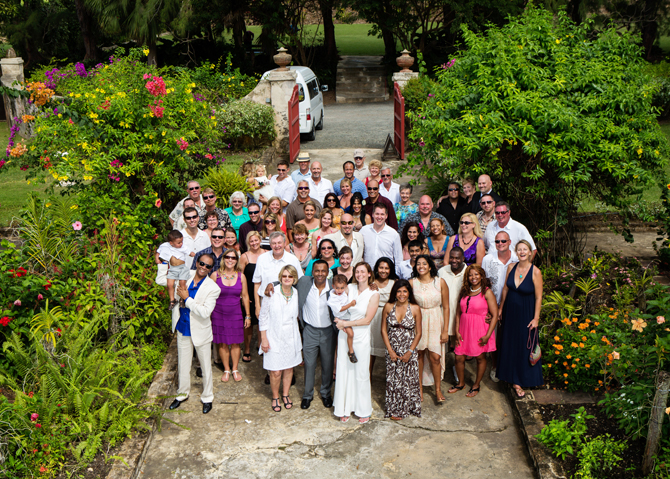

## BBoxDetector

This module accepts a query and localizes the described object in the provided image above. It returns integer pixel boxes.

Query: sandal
[221,371,231,382]
[232,370,242,382]
[282,395,293,409]
[242,354,251,363]
[466,386,480,398]
[340,416,350,423]
[391,416,402,421]
[271,398,281,412]
[514,386,525,398]
[436,394,446,404]
[448,385,465,394]
[348,352,358,363]
[359,417,370,424]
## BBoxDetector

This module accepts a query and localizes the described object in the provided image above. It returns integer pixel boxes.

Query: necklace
[518,265,531,279]
[280,288,293,303]
[221,271,237,280]
[460,234,474,247]
[470,286,482,293]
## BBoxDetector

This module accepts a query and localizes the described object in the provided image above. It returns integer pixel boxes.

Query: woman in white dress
[369,257,398,374]
[333,262,380,423]
[259,265,302,412]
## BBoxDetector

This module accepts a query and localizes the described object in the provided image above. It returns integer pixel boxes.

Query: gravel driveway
[301,101,394,150]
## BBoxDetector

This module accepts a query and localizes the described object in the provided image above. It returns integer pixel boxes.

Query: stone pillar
[1,52,34,137]
[392,50,419,90]
[392,71,420,91]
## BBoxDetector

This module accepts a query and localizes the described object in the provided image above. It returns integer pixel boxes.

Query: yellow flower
[70,204,78,209]
[83,175,93,181]
[631,318,647,332]
[556,39,561,44]
[143,49,150,56]
[637,148,643,155]
[45,203,52,207]
[162,131,166,136]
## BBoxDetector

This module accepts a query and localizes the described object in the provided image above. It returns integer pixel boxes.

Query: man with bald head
[399,195,454,237]
[286,180,323,242]
[471,174,503,214]
[308,161,334,205]
[323,213,364,265]
[363,179,398,229]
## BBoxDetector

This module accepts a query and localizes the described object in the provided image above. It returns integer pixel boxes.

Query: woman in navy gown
[496,240,543,397]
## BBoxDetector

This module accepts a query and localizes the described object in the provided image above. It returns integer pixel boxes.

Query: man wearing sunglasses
[290,151,312,186]
[470,174,503,214]
[169,180,206,227]
[352,149,370,181]
[180,207,211,269]
[286,180,322,242]
[363,180,398,230]
[191,228,226,273]
[323,213,364,265]
[483,201,537,260]
[378,167,401,205]
[269,159,296,213]
[476,193,496,236]
[238,204,264,254]
[169,253,220,414]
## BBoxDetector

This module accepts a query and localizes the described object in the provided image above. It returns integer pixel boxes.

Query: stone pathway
[140,351,534,479]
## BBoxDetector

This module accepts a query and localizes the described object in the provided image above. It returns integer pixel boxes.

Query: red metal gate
[393,82,405,160]
[288,84,300,163]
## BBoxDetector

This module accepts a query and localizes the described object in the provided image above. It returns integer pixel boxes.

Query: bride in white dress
[333,263,380,423]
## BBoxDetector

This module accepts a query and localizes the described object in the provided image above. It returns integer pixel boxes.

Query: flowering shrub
[216,100,276,149]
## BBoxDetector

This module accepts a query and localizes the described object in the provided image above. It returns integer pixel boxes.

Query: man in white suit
[322,213,364,266]
[169,254,220,414]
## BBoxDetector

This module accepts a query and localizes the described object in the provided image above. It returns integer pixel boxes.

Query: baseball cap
[353,149,365,159]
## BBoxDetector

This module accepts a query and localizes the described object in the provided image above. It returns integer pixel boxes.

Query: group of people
[155,150,544,420]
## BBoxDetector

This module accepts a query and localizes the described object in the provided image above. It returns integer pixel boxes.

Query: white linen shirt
[180,228,211,269]
[303,282,332,328]
[360,224,403,277]
[437,265,466,336]
[269,175,297,212]
[322,230,364,266]
[482,251,519,304]
[484,218,537,253]
[252,250,304,301]
[308,177,335,205]
[398,259,414,280]
[379,181,401,205]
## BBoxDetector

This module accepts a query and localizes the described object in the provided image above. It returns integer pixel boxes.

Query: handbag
[528,327,541,366]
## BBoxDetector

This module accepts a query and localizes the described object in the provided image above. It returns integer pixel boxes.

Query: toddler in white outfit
[327,275,358,362]
[156,230,194,309]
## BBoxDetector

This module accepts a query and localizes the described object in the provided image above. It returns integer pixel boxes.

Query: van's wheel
[316,114,323,130]
[306,122,316,141]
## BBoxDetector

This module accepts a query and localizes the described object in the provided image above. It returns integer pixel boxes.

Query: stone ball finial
[273,47,292,71]
[7,48,17,58]
[396,49,414,73]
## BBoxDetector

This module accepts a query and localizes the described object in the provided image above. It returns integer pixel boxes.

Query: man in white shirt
[398,240,423,280]
[307,161,334,205]
[481,231,518,383]
[360,203,403,277]
[323,213,364,265]
[290,152,312,186]
[269,160,296,211]
[169,181,206,227]
[482,231,518,304]
[352,149,370,181]
[253,232,303,314]
[180,207,211,269]
[484,201,536,260]
[379,167,401,205]
[437,247,466,382]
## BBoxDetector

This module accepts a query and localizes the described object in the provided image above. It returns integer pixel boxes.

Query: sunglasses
[460,221,473,225]
[277,168,287,172]
[223,256,237,260]
[367,187,379,191]
[381,174,391,178]
[321,246,333,250]
[198,261,213,269]
[448,188,459,192]
[203,195,215,200]
[265,220,276,224]
[354,156,363,160]
[341,221,354,225]
[249,210,260,215]
[495,211,509,216]
[298,186,309,191]
[326,198,336,202]
[188,186,200,191]
[480,200,494,205]
[495,239,508,244]
[184,215,199,220]
[211,235,224,239]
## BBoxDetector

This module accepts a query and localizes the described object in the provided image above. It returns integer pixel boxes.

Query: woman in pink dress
[449,264,498,398]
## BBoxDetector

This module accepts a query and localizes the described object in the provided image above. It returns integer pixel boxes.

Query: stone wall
[1,55,36,138]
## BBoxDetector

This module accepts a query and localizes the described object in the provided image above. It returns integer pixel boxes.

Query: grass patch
[240,24,389,57]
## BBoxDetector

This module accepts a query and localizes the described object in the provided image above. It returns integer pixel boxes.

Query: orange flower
[571,342,578,348]
[579,343,585,348]
[571,364,576,368]
[590,330,596,334]
[572,318,578,323]
[575,358,580,362]
[563,361,568,366]
[565,381,569,384]
[582,336,587,341]
[585,364,590,368]
[566,354,572,359]
[555,345,564,350]
[631,318,647,332]
[563,373,568,377]
[598,380,603,384]
[555,351,560,355]
[601,336,608,343]
[579,323,588,330]
[548,364,552,368]
[595,387,599,391]
[585,318,591,323]
[554,336,560,341]
[594,322,600,326]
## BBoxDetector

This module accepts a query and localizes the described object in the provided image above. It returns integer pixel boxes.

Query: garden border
[106,333,179,479]
[505,386,567,479]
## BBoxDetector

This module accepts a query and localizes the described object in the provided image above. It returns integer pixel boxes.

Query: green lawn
[241,24,388,56]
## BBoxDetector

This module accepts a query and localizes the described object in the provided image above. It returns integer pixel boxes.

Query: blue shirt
[333,177,368,198]
[291,169,312,186]
[176,277,205,336]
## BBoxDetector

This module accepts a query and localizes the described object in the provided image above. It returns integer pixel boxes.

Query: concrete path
[140,352,533,479]
[301,101,393,150]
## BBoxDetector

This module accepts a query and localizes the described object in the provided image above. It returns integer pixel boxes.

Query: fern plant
[202,166,252,208]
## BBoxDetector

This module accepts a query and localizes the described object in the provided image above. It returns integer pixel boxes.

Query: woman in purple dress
[210,248,251,382]
[444,212,486,266]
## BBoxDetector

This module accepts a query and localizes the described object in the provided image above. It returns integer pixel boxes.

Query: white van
[261,66,326,140]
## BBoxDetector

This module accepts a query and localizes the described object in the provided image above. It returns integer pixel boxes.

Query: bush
[216,100,276,150]
[575,435,625,479]
[202,166,252,208]
[536,406,593,459]
[402,76,437,114]
[644,61,670,120]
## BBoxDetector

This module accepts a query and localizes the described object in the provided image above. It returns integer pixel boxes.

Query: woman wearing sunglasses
[210,248,251,383]
[444,213,485,266]
[203,211,219,239]
[323,193,344,229]
[260,213,280,250]
[305,238,339,277]
[263,196,287,235]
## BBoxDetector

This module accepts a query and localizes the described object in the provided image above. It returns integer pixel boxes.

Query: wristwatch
[245,315,251,320]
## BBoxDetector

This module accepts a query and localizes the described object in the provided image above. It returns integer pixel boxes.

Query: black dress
[436,197,468,234]
[243,261,259,325]
[497,264,543,387]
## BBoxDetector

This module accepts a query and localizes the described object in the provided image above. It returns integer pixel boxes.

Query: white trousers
[177,332,214,403]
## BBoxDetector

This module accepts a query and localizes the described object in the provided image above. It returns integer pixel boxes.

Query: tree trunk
[232,12,247,50]
[566,0,582,24]
[642,371,670,474]
[319,0,338,71]
[147,40,158,66]
[74,0,97,60]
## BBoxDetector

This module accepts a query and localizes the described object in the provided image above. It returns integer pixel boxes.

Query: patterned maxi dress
[413,278,445,386]
[385,304,421,418]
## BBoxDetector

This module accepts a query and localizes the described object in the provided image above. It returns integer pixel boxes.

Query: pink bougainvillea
[145,76,166,96]
[176,138,189,151]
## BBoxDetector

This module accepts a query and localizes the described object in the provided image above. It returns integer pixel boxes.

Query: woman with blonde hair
[294,200,321,244]
[365,159,383,186]
[239,231,267,362]
[310,208,338,256]
[444,212,485,266]
[286,223,312,271]
[264,196,287,234]
[338,178,354,210]
[260,212,280,250]
[426,217,450,269]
